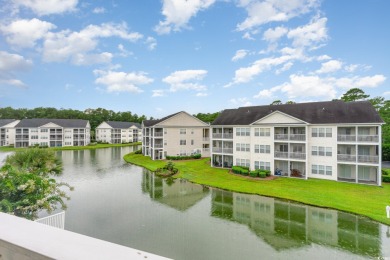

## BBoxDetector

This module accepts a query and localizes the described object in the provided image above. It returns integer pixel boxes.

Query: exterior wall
[96,123,141,144]
[164,127,208,156]
[0,120,20,147]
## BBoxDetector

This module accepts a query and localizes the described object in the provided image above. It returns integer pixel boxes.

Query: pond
[28,147,390,259]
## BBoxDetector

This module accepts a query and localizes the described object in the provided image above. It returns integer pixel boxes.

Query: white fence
[35,211,65,229]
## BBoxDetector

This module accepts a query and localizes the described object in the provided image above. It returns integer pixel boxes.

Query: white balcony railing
[358,155,379,164]
[154,132,163,137]
[212,147,233,154]
[35,211,65,229]
[274,134,289,140]
[274,151,289,158]
[337,135,356,142]
[337,154,357,162]
[357,135,379,143]
[289,152,306,160]
[289,134,306,141]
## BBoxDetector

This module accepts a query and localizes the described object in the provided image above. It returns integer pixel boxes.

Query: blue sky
[0,0,389,118]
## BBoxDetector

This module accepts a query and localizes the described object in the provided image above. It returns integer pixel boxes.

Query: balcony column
[305,125,308,180]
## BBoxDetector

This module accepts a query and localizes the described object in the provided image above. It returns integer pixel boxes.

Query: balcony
[212,147,233,154]
[275,152,306,160]
[358,155,379,164]
[274,134,289,140]
[274,151,289,159]
[203,137,210,142]
[357,135,379,143]
[337,154,356,162]
[337,135,356,142]
[289,152,306,160]
[154,132,163,137]
[289,134,306,141]
[212,133,233,139]
[154,144,163,148]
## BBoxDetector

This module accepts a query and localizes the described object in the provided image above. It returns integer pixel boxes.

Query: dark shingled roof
[212,101,384,125]
[105,121,141,129]
[143,111,182,127]
[15,119,90,128]
[0,119,17,127]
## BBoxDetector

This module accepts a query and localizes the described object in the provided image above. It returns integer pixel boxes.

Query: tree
[0,149,73,220]
[270,100,282,105]
[340,88,369,102]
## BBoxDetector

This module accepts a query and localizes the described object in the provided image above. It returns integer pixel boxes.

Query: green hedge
[259,172,267,178]
[383,176,390,183]
[383,169,390,175]
[166,154,201,160]
[241,169,249,176]
[232,167,271,178]
[383,144,390,161]
[250,170,258,177]
[134,149,142,154]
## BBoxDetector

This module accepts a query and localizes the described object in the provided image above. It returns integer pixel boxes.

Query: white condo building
[210,101,384,185]
[0,119,20,147]
[142,111,210,160]
[14,119,91,148]
[95,121,141,144]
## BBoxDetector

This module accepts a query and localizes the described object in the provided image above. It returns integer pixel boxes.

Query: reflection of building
[211,189,381,257]
[142,111,210,160]
[211,101,383,185]
[142,171,209,211]
[95,121,141,143]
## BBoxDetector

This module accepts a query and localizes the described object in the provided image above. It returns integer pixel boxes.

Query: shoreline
[123,152,390,226]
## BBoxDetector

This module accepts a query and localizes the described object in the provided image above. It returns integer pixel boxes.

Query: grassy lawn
[124,153,390,225]
[0,142,141,152]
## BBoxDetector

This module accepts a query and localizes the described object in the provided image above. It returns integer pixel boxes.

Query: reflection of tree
[165,177,175,186]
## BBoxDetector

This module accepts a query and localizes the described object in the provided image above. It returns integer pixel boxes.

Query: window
[326,128,332,137]
[180,129,186,134]
[31,128,38,133]
[318,146,325,156]
[180,140,186,145]
[40,128,48,133]
[312,165,318,174]
[326,147,332,156]
[260,145,270,153]
[312,146,318,156]
[236,128,250,136]
[319,128,325,137]
[31,135,38,139]
[236,158,250,167]
[312,128,318,137]
[312,127,332,138]
[255,161,270,170]
[255,128,270,137]
[254,144,259,153]
[236,143,250,152]
[191,140,194,145]
[319,165,325,175]
[326,166,332,176]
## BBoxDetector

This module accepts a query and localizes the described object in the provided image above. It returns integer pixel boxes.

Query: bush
[250,170,258,177]
[232,166,241,174]
[241,169,249,176]
[383,175,390,183]
[259,172,267,178]
[134,149,142,154]
[382,169,390,175]
[166,154,201,160]
[263,170,271,176]
[383,144,390,161]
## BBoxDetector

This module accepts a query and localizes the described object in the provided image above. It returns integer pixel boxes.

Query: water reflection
[142,170,209,211]
[211,189,382,258]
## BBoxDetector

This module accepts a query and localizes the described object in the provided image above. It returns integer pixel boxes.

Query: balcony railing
[289,134,306,141]
[212,147,233,154]
[337,154,357,162]
[274,151,289,158]
[358,155,379,164]
[274,134,289,140]
[289,152,306,160]
[203,148,210,152]
[154,132,163,137]
[357,135,379,143]
[212,133,233,139]
[154,144,163,148]
[337,135,356,142]
[203,137,210,142]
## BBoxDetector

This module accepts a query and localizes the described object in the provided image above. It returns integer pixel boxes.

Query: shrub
[166,154,201,160]
[250,170,258,177]
[382,169,390,175]
[241,169,249,176]
[134,149,142,154]
[382,175,390,183]
[259,172,267,178]
[263,170,271,176]
[232,166,241,174]
[383,144,390,161]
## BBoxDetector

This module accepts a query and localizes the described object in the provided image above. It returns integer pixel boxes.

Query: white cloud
[0,51,32,87]
[275,61,293,74]
[253,89,274,99]
[287,16,328,49]
[225,55,292,87]
[117,44,133,57]
[316,60,343,74]
[163,69,208,92]
[336,75,386,89]
[94,70,153,93]
[196,92,208,97]
[236,0,319,31]
[152,89,166,97]
[317,55,331,61]
[230,97,252,107]
[232,49,249,62]
[1,18,56,49]
[242,32,255,40]
[92,7,105,14]
[277,74,337,99]
[42,23,143,65]
[154,0,216,34]
[263,26,288,42]
[13,0,78,16]
[145,37,157,50]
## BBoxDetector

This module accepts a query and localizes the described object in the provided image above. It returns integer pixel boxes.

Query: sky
[0,0,389,118]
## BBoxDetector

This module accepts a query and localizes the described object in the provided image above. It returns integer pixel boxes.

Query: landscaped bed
[123,152,390,225]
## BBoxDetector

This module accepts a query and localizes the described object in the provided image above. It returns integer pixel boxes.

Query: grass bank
[123,153,390,225]
[0,142,141,152]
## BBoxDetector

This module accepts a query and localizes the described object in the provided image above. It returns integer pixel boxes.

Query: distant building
[14,119,90,148]
[142,111,210,160]
[211,101,384,185]
[95,121,141,144]
[0,119,20,147]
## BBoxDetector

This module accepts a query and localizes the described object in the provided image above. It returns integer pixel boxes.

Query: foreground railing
[35,211,65,230]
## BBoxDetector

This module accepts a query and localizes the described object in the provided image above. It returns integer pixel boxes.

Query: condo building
[95,121,141,144]
[210,101,383,185]
[14,119,91,148]
[142,111,210,160]
[0,119,20,147]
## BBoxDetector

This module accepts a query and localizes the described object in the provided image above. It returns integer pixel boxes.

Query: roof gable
[41,122,62,128]
[155,111,208,127]
[252,111,307,125]
[96,122,113,129]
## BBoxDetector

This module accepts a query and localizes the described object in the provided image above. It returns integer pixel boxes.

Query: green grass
[123,153,390,225]
[0,142,141,152]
